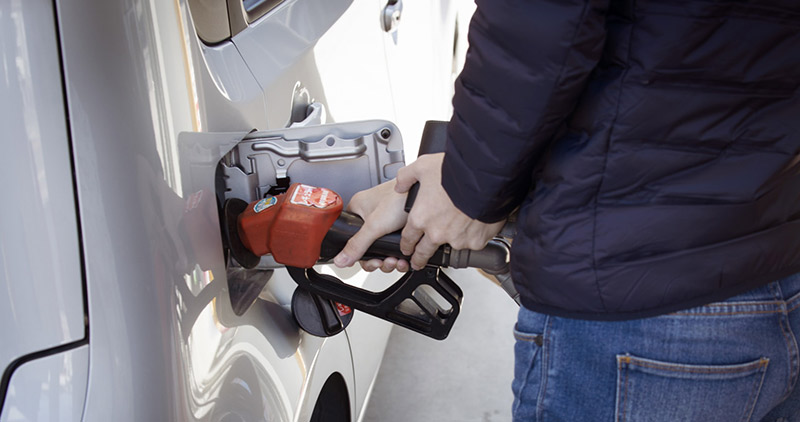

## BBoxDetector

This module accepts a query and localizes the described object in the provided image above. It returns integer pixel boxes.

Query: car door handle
[382,0,402,33]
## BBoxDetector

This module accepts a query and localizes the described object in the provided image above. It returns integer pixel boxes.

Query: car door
[379,0,462,157]
[0,1,88,420]
[51,0,441,420]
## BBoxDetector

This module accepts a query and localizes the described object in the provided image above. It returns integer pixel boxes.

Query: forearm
[443,0,610,222]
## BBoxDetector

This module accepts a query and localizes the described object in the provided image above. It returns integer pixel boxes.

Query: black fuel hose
[318,211,511,275]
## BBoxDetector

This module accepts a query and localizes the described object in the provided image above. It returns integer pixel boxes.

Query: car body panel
[236,0,398,128]
[381,1,458,157]
[53,0,323,419]
[0,346,89,422]
[2,0,458,419]
[0,0,86,387]
[53,0,409,419]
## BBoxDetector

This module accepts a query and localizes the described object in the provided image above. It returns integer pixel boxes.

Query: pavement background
[363,268,519,422]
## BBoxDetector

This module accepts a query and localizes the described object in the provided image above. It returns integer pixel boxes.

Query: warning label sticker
[335,302,352,317]
[253,196,277,213]
[290,184,337,208]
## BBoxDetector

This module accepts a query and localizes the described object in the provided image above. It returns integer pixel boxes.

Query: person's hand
[333,179,411,272]
[395,153,505,270]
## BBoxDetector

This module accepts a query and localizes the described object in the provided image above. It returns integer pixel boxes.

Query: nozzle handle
[319,211,448,266]
[319,211,510,274]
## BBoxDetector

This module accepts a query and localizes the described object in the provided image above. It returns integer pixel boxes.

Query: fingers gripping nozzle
[402,120,521,305]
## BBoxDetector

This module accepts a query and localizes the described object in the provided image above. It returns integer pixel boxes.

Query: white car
[0,0,467,420]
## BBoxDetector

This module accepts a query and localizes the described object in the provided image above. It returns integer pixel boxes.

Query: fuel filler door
[217,118,405,270]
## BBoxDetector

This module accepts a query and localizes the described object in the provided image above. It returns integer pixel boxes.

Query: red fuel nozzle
[237,183,343,268]
[222,181,513,340]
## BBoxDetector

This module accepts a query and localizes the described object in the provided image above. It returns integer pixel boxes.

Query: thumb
[333,225,380,268]
[394,165,419,194]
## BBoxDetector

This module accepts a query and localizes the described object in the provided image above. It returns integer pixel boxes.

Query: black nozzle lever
[288,265,462,340]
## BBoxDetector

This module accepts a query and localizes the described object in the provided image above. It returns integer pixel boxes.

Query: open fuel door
[216,117,405,269]
[219,118,404,213]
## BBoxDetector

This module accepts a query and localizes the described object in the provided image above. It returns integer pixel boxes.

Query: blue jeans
[512,273,800,422]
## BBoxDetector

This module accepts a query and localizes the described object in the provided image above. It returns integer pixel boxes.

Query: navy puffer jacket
[442,0,800,319]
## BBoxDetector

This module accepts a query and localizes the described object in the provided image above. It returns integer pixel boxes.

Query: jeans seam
[536,316,552,422]
[707,300,784,307]
[787,288,800,307]
[771,280,800,406]
[777,302,800,404]
[671,309,783,316]
[742,360,769,422]
[514,332,542,342]
[513,346,541,418]
[513,316,548,420]
[623,362,629,422]
[617,356,630,422]
[769,287,797,405]
[626,359,768,375]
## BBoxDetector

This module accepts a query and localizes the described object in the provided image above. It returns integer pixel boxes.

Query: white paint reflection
[121,0,198,197]
[1,347,88,422]
[173,265,299,421]
[6,0,78,343]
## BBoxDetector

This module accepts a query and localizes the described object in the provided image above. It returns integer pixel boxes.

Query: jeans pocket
[615,354,769,422]
[512,323,546,421]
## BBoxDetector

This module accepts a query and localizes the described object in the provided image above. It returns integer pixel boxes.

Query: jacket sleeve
[442,0,610,223]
